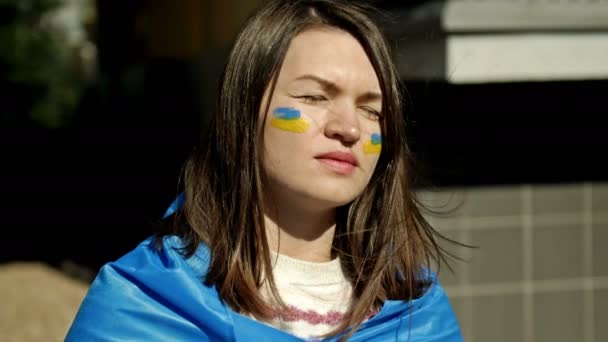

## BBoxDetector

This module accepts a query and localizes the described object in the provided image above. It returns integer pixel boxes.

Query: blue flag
[66,236,463,341]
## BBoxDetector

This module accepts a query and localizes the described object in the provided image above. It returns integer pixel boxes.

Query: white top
[260,252,354,341]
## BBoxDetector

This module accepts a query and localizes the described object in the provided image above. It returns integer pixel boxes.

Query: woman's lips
[315,151,358,175]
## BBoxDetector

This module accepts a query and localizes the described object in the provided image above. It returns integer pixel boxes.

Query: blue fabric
[162,192,185,219]
[66,236,463,341]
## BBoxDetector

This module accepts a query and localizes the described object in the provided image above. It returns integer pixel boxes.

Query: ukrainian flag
[364,133,382,154]
[270,107,309,133]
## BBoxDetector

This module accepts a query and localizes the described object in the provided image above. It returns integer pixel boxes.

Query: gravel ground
[0,262,91,342]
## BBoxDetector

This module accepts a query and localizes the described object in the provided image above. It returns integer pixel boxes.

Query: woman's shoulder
[354,268,463,341]
[65,235,229,341]
[112,235,211,275]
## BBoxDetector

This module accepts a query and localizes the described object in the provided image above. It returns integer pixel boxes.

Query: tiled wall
[420,182,608,342]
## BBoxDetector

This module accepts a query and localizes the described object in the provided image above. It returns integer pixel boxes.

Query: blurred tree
[0,0,96,128]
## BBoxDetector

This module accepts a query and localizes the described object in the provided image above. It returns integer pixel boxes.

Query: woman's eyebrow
[358,92,382,103]
[293,74,382,101]
[294,74,339,94]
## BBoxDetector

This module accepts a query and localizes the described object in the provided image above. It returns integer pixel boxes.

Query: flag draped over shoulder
[66,236,463,341]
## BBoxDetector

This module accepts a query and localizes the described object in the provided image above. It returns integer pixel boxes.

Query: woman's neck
[263,201,337,263]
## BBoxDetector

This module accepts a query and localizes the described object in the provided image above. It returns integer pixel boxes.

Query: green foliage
[0,0,93,128]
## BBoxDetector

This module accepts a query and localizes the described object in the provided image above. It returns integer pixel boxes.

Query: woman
[66,0,462,341]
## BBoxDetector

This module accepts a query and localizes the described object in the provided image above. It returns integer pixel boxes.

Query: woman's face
[261,27,383,210]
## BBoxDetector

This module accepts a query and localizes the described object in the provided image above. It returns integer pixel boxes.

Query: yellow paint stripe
[364,141,382,154]
[270,118,309,133]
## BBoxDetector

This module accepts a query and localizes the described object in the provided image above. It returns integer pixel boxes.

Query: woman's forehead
[277,27,381,94]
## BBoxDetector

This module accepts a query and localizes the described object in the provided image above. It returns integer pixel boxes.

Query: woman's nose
[323,104,361,144]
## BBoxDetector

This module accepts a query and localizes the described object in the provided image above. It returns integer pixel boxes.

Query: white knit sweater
[260,252,354,340]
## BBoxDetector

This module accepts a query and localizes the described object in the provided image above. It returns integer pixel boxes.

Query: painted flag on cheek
[270,107,309,133]
[364,133,382,154]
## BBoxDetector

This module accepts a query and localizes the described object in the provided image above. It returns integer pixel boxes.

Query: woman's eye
[362,107,382,121]
[297,95,327,104]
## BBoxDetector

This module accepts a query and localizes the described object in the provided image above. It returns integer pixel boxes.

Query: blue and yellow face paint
[270,107,309,133]
[363,132,382,154]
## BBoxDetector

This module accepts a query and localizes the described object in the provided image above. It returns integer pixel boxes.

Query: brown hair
[160,0,453,338]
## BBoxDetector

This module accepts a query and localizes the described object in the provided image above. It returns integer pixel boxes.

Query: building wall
[421,182,608,342]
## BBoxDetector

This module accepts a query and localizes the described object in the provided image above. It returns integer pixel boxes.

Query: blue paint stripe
[273,107,300,120]
[371,133,382,145]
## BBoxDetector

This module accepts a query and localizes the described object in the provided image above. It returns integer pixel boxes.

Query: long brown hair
[160,0,453,338]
